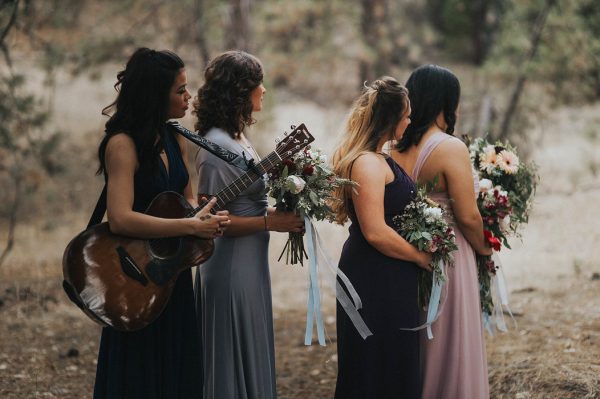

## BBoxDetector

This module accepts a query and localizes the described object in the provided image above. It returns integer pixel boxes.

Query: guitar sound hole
[149,237,182,259]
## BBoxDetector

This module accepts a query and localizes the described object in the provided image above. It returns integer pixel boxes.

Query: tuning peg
[290,125,296,130]
[275,137,281,143]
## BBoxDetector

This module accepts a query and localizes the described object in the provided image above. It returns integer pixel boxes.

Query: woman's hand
[191,198,231,238]
[265,210,304,233]
[414,251,433,272]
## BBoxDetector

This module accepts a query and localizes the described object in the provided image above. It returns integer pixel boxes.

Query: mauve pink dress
[412,132,490,399]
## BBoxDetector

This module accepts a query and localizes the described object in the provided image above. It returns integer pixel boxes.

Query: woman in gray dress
[192,50,304,399]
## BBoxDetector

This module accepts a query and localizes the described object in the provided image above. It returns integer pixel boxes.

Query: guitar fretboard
[185,150,282,218]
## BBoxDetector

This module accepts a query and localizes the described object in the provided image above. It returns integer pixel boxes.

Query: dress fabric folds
[413,132,490,399]
[335,156,422,399]
[93,127,203,399]
[195,128,276,399]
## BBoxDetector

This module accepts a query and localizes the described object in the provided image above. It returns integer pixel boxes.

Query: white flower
[478,178,493,193]
[285,175,306,194]
[423,207,443,220]
[497,150,520,174]
[499,215,511,232]
[479,145,498,174]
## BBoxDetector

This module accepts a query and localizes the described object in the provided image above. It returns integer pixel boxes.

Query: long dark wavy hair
[396,64,460,152]
[97,47,185,175]
[193,50,263,139]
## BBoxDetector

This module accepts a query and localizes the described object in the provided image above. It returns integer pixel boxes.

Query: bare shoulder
[106,133,136,153]
[350,152,389,187]
[434,135,470,160]
[105,133,137,168]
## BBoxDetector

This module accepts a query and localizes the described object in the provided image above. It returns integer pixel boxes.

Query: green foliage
[487,0,600,102]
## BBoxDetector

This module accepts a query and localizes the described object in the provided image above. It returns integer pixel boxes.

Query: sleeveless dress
[335,156,422,399]
[93,127,203,398]
[413,132,489,399]
[194,127,276,399]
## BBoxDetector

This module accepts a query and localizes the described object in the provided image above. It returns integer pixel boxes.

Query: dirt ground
[0,272,598,399]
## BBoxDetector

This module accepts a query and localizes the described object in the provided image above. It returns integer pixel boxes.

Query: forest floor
[0,273,598,398]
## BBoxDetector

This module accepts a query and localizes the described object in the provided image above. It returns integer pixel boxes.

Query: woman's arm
[352,153,432,270]
[439,138,492,256]
[105,134,228,239]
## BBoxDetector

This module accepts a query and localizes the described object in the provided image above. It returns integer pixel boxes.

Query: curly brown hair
[193,50,264,138]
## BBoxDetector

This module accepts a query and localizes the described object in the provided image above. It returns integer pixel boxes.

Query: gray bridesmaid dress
[194,127,276,399]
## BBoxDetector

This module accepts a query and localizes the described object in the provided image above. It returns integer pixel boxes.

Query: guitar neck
[188,151,282,217]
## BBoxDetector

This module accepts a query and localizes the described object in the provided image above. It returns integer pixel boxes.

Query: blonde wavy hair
[331,77,409,224]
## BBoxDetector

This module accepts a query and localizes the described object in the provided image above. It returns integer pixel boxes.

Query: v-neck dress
[194,127,276,399]
[93,126,203,399]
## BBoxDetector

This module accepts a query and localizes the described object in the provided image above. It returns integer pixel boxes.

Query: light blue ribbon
[425,268,444,339]
[304,217,326,346]
[312,226,373,340]
[400,259,446,340]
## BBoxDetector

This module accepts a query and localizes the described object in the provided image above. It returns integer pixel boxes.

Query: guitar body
[62,191,213,331]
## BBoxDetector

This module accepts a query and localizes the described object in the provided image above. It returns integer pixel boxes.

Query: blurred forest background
[1,0,599,398]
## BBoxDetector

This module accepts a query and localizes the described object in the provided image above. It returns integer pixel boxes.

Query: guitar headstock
[275,123,314,161]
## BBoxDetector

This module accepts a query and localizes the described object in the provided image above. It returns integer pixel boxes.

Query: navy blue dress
[335,156,421,399]
[93,127,203,399]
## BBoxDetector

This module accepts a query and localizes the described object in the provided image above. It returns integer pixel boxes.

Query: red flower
[483,230,502,251]
[302,165,314,176]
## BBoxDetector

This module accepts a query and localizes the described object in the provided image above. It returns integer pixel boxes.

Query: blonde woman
[332,77,432,398]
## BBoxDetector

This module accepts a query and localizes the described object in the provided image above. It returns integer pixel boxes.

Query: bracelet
[263,215,268,231]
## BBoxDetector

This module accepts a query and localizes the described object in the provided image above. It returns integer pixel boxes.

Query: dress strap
[411,132,452,181]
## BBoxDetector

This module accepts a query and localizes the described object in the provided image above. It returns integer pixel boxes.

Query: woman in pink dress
[391,64,493,399]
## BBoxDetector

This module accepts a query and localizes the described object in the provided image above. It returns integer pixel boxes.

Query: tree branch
[497,0,556,140]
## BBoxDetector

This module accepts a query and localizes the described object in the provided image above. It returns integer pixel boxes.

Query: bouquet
[393,184,458,308]
[467,136,537,321]
[267,147,356,265]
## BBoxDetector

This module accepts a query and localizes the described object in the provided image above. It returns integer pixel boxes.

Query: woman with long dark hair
[193,50,304,399]
[93,47,230,399]
[392,64,492,398]
[331,77,432,398]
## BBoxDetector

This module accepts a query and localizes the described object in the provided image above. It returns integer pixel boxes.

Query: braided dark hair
[396,64,460,152]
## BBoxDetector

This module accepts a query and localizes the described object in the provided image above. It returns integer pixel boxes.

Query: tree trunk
[497,0,556,140]
[194,0,210,69]
[0,174,21,268]
[226,0,251,52]
[359,0,389,86]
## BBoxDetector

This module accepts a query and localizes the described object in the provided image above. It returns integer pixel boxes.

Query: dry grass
[0,272,598,398]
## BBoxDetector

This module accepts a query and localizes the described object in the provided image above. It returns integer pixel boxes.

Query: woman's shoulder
[433,134,468,156]
[105,132,136,153]
[351,152,389,179]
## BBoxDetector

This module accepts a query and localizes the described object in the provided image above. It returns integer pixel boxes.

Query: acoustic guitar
[62,124,314,331]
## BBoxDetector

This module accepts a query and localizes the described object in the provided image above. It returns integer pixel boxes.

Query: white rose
[285,175,306,194]
[423,207,443,219]
[478,178,493,193]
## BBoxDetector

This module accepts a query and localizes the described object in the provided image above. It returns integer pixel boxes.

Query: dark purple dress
[93,127,203,399]
[335,156,421,399]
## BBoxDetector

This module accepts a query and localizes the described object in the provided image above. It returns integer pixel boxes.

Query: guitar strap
[166,121,256,173]
[87,123,258,228]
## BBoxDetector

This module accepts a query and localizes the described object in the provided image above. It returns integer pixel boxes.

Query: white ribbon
[302,220,373,345]
[304,217,326,346]
[482,253,516,335]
